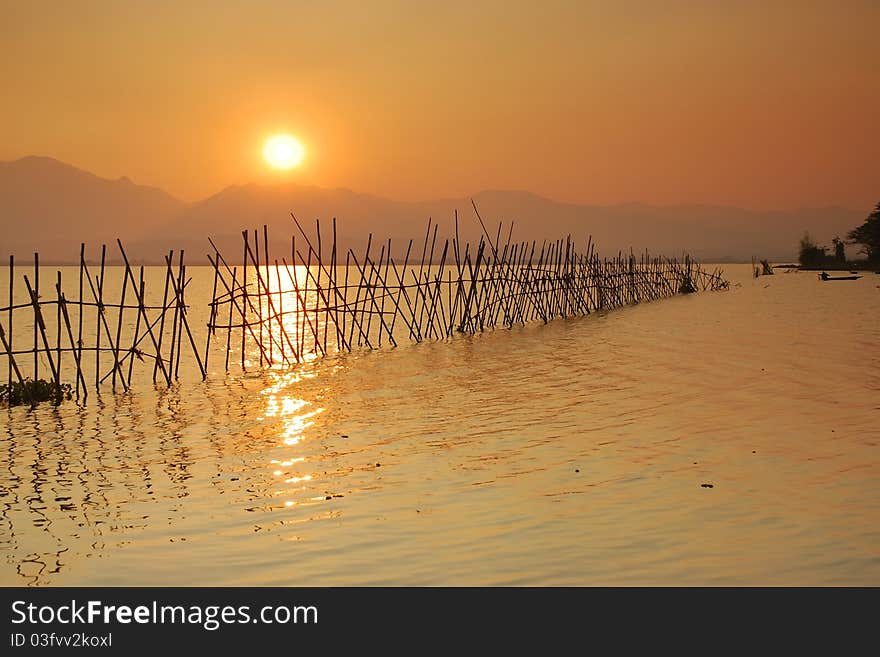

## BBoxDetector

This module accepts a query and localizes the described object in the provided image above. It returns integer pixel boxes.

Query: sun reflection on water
[258,371,326,511]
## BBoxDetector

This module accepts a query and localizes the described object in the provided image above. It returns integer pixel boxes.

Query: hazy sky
[1,0,878,209]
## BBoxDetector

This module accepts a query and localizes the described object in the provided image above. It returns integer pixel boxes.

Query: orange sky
[1,0,878,209]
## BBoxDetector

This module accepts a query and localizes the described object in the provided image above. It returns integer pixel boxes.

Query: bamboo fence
[0,211,728,401]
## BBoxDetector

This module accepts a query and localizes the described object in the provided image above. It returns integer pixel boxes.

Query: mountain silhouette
[0,156,184,262]
[0,156,865,264]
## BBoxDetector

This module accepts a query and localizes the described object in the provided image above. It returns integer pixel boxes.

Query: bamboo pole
[111,255,130,391]
[279,256,310,361]
[361,246,397,347]
[388,239,414,341]
[241,233,248,371]
[290,216,351,353]
[242,233,297,362]
[23,274,58,386]
[167,251,205,379]
[287,246,333,356]
[225,267,236,371]
[7,255,12,390]
[315,220,324,356]
[254,229,263,367]
[167,253,181,379]
[33,252,39,381]
[79,250,128,390]
[126,266,145,387]
[205,248,220,373]
[56,277,87,397]
[55,270,62,390]
[263,224,272,365]
[0,258,26,402]
[414,219,433,340]
[331,218,340,351]
[96,245,106,389]
[77,245,84,397]
[273,258,286,364]
[0,320,24,391]
[153,251,174,384]
[363,244,383,344]
[207,254,272,366]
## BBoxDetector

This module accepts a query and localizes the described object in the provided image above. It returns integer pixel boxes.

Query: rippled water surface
[2,265,878,585]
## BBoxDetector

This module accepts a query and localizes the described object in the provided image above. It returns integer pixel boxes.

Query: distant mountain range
[0,155,867,264]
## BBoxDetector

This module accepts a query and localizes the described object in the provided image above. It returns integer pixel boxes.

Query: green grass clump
[0,378,73,407]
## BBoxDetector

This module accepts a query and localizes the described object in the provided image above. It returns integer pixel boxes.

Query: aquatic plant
[0,378,73,407]
[679,279,697,294]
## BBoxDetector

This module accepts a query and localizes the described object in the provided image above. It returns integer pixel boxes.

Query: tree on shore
[847,202,880,262]
[799,232,828,267]
[832,236,846,262]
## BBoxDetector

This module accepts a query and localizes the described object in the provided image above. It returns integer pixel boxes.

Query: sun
[263,134,305,170]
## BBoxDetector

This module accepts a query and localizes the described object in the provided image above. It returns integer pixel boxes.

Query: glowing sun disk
[263,134,305,170]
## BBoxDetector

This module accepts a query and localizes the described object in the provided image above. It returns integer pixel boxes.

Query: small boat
[820,271,861,281]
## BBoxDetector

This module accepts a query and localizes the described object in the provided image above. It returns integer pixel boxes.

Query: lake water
[1,264,878,585]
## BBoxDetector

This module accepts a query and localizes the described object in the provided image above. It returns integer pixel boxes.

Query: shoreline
[794,262,878,272]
